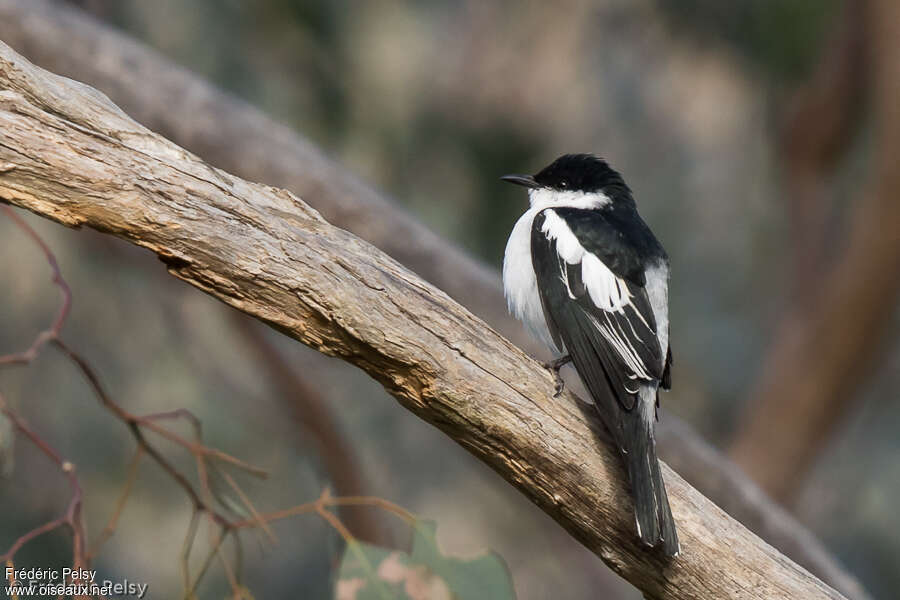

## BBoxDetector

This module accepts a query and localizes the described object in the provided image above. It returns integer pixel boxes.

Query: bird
[501,153,678,556]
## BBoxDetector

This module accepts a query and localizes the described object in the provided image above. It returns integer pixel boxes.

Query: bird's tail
[622,389,679,556]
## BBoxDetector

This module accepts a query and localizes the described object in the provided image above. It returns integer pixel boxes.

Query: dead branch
[0,40,854,600]
[0,2,871,595]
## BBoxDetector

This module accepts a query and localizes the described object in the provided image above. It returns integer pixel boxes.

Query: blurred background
[1,0,898,598]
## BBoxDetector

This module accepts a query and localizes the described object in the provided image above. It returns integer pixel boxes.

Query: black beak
[500,174,539,188]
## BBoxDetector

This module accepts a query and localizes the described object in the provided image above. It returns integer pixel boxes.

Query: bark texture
[0,40,848,600]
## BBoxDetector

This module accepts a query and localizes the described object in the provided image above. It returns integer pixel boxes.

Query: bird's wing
[531,208,664,412]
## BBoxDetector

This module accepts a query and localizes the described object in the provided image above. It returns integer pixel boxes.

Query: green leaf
[334,520,515,600]
[409,520,515,600]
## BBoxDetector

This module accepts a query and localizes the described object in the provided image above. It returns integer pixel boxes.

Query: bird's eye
[560,179,569,188]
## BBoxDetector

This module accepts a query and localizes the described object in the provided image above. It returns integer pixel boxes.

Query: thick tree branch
[0,41,850,600]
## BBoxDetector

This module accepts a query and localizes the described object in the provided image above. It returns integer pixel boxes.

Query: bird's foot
[540,355,572,398]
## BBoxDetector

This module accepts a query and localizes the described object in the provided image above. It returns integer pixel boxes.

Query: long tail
[622,388,679,556]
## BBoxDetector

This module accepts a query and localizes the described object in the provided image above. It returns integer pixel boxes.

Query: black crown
[533,154,630,196]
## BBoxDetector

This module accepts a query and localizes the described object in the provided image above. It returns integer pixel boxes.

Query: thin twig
[213,528,244,600]
[86,447,144,561]
[0,205,71,365]
[220,470,277,544]
[0,393,86,567]
[0,211,265,593]
[229,492,417,530]
[139,418,267,479]
[184,524,227,600]
[180,510,201,597]
[142,408,203,438]
[52,337,243,529]
[0,204,419,599]
[328,496,417,524]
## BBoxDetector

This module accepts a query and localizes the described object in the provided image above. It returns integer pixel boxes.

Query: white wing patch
[540,210,631,311]
[582,254,631,311]
[587,312,652,390]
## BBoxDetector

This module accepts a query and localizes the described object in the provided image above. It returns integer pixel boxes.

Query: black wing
[532,206,679,554]
[531,208,664,412]
[551,204,668,285]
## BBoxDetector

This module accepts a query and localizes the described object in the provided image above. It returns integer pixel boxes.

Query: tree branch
[0,40,850,599]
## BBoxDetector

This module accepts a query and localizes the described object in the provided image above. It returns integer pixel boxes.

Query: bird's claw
[551,375,565,398]
[540,355,571,398]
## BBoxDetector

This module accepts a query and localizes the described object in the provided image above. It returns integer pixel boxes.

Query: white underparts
[503,206,557,351]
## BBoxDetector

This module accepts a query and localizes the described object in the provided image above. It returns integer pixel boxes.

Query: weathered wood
[0,5,873,597]
[0,40,845,599]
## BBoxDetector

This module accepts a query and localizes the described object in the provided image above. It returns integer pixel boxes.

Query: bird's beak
[500,174,539,188]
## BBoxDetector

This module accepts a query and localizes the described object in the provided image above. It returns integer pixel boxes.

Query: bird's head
[501,154,632,209]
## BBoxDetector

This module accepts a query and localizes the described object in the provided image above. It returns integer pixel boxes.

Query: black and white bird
[501,154,678,556]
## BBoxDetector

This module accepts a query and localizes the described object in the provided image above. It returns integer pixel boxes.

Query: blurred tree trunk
[730,0,900,501]
[779,2,865,308]
[0,39,854,600]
